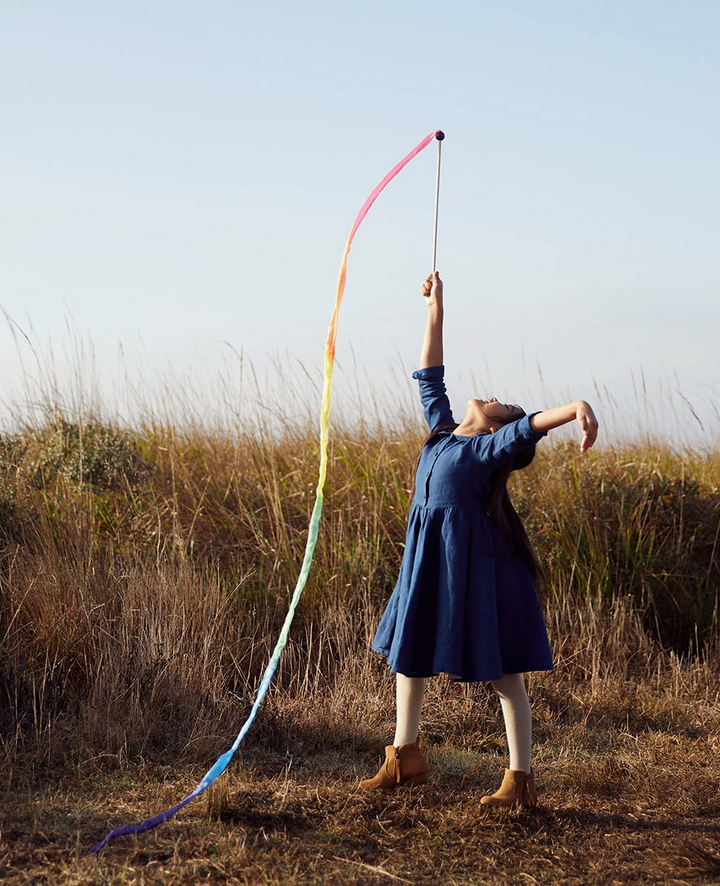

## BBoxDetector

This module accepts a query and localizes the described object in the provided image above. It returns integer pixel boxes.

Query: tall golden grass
[1,357,718,781]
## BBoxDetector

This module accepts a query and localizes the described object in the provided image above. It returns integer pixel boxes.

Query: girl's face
[467,398,525,433]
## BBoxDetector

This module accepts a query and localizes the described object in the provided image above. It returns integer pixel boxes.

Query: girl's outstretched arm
[529,401,599,452]
[418,272,444,369]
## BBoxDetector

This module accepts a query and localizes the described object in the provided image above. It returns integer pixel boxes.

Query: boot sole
[360,771,429,791]
[399,771,429,787]
[480,798,537,809]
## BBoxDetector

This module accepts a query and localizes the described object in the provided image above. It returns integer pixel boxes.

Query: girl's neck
[453,419,493,438]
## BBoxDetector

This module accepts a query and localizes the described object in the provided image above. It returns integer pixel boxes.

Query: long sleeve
[412,365,454,431]
[468,414,547,467]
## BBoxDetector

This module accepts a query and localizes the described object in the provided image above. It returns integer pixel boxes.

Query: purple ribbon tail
[89,787,202,853]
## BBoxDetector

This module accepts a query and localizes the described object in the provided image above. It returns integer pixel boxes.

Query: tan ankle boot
[480,768,537,809]
[360,743,429,791]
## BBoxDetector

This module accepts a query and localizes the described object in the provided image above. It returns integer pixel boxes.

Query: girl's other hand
[421,271,443,309]
[529,400,599,449]
[576,401,599,452]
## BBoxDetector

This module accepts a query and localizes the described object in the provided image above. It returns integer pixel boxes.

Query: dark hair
[415,421,541,585]
[484,445,541,584]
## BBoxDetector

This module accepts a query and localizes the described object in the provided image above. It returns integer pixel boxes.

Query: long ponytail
[484,448,541,585]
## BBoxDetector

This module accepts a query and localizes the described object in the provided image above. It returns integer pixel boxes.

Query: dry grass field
[1,394,720,884]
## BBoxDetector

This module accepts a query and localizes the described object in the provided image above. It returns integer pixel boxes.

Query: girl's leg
[480,673,536,808]
[490,672,532,774]
[393,674,425,746]
[360,673,428,790]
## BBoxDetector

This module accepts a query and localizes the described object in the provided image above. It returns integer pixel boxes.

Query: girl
[361,271,598,808]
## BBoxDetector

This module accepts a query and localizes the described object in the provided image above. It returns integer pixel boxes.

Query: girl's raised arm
[529,401,599,452]
[418,272,444,369]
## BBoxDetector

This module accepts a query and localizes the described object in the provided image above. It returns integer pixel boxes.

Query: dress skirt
[372,502,553,682]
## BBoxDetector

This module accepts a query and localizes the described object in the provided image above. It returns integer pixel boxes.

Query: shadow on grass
[527,806,720,836]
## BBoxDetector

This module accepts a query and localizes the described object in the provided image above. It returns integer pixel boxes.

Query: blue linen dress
[372,365,553,682]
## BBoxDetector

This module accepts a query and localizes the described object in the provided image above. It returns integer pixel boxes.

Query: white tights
[490,673,532,774]
[393,674,426,746]
[392,672,532,774]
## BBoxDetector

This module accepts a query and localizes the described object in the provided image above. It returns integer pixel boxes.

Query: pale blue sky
[2,1,718,441]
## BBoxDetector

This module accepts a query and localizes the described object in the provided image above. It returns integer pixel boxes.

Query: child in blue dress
[361,271,598,807]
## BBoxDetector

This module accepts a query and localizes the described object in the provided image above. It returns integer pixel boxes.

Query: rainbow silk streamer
[89,129,442,853]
